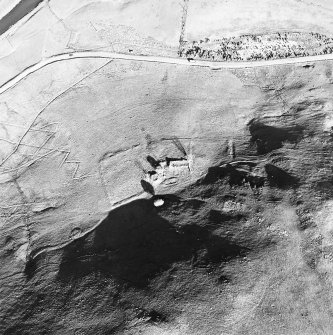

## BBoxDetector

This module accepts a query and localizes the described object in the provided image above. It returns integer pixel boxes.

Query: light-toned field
[185,0,333,40]
[0,0,184,86]
[1,0,333,88]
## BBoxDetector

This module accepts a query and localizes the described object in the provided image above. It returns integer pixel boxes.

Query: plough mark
[0,121,90,180]
[0,121,59,173]
[0,149,57,174]
[0,57,112,169]
[0,122,56,133]
[0,60,113,178]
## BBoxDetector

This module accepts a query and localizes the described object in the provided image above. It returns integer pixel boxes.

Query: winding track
[1,51,333,94]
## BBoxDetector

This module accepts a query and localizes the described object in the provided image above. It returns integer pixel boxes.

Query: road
[1,50,333,94]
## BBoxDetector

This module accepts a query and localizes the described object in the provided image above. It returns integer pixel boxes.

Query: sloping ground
[0,0,183,87]
[1,58,333,334]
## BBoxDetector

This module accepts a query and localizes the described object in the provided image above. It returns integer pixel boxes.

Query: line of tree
[179,32,333,61]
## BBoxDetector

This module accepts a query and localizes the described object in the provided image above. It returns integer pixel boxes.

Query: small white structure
[154,198,164,207]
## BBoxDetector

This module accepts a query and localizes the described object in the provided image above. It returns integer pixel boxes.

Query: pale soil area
[0,0,183,87]
[1,0,333,87]
[185,0,333,40]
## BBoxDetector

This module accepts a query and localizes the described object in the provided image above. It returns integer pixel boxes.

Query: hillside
[1,1,333,334]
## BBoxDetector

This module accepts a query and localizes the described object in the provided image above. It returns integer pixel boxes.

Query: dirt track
[1,50,333,94]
